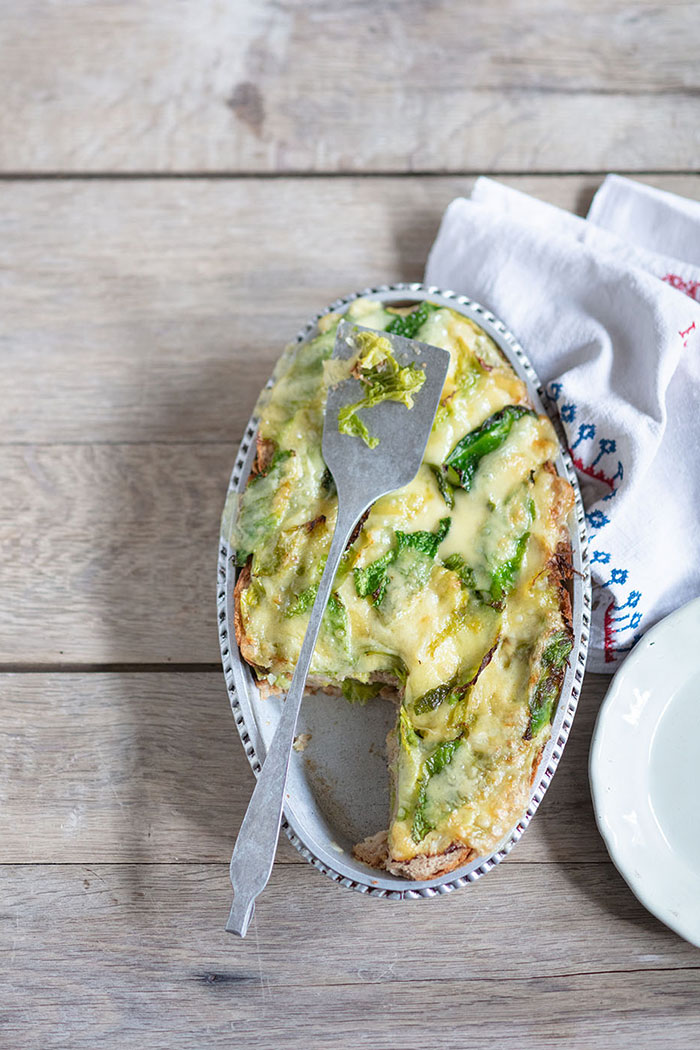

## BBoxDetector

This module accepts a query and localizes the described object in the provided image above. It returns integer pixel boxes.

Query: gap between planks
[0,858,614,866]
[197,966,700,985]
[0,663,224,673]
[0,169,697,181]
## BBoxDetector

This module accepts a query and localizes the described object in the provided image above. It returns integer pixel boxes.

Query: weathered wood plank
[0,444,231,663]
[3,863,700,1050]
[10,438,614,664]
[0,672,250,863]
[1,2,698,173]
[2,175,700,445]
[0,671,607,864]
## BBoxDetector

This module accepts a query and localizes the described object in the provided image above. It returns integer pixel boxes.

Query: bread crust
[233,561,253,662]
[353,830,476,879]
[550,538,574,631]
[388,844,477,879]
[253,435,276,476]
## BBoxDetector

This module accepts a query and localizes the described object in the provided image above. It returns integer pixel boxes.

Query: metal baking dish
[217,282,591,899]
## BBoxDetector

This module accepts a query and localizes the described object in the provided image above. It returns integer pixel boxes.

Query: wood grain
[0,671,608,864]
[3,862,700,1050]
[2,175,700,446]
[1,2,698,174]
[0,444,231,663]
[2,9,699,1033]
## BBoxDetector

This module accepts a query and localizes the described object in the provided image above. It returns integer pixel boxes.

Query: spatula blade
[322,320,450,499]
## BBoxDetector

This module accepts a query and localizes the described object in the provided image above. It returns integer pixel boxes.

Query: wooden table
[2,3,699,1047]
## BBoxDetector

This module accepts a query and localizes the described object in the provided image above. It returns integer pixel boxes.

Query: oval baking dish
[217,282,590,899]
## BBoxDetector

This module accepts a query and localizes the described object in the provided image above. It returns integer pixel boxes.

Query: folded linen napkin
[425,176,700,672]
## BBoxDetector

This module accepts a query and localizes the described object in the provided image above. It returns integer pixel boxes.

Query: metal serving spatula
[227,319,450,937]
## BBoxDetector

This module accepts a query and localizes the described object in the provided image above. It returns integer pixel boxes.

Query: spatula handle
[227,498,365,937]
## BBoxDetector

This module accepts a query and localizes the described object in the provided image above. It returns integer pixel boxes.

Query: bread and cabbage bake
[231,297,574,880]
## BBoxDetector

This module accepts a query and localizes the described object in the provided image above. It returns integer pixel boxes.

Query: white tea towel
[589,175,700,271]
[425,177,700,672]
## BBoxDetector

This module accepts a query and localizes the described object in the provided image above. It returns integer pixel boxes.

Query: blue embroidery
[571,422,596,449]
[618,589,641,610]
[607,581,643,640]
[586,509,609,529]
[544,388,637,659]
[592,438,616,465]
[612,601,643,634]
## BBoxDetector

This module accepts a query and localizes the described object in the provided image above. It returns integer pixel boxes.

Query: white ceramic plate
[590,596,700,946]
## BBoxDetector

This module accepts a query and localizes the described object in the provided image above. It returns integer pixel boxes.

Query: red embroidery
[604,599,617,663]
[662,273,700,301]
[680,320,697,348]
[569,452,616,490]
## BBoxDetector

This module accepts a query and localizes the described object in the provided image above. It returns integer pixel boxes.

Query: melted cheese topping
[230,299,574,865]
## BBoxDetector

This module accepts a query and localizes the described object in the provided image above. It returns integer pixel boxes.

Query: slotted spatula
[227,318,450,936]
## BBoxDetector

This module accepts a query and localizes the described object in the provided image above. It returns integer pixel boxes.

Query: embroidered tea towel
[425,176,700,671]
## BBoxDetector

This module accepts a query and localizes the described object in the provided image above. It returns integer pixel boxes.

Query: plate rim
[589,594,700,946]
[218,281,591,899]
